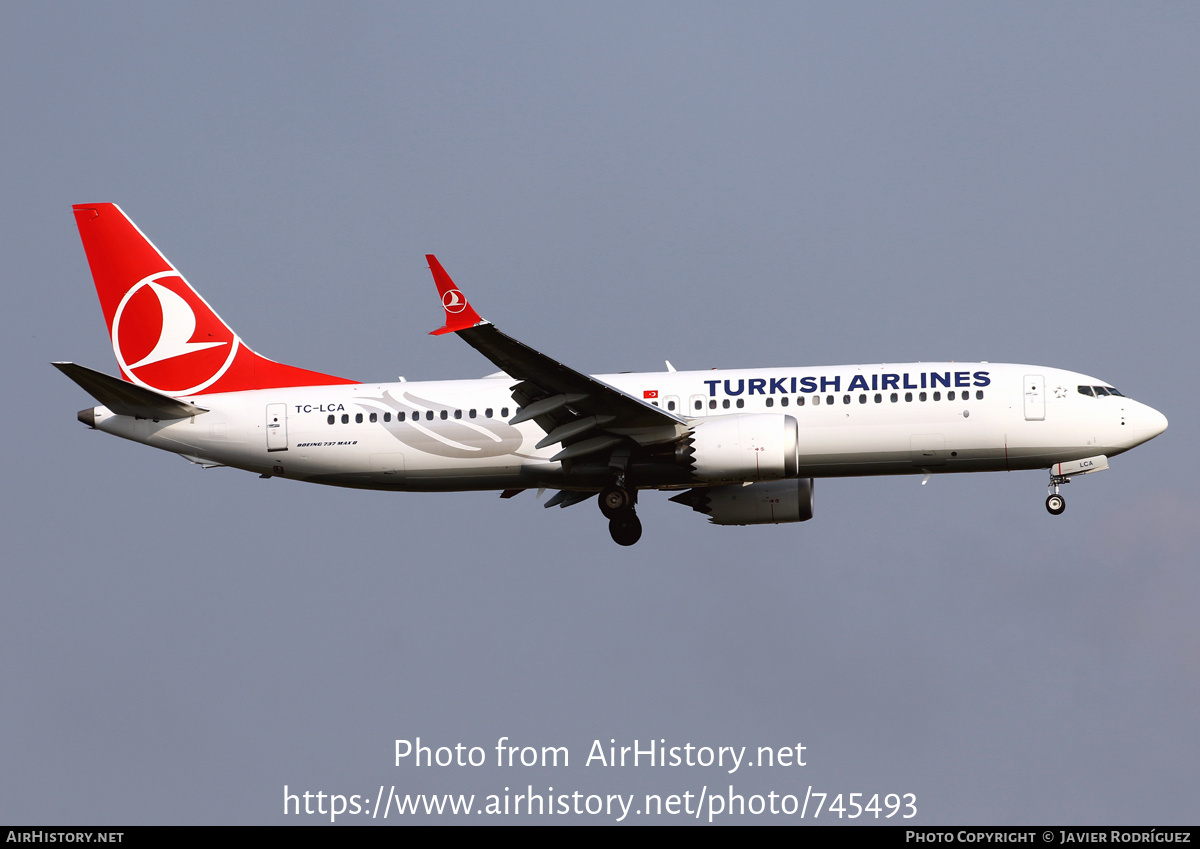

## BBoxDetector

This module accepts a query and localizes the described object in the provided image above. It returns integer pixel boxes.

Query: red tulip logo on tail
[112,272,240,395]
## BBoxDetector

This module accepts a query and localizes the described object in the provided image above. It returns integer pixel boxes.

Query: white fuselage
[87,362,1167,491]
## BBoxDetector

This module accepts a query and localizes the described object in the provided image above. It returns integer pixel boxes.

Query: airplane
[57,203,1168,546]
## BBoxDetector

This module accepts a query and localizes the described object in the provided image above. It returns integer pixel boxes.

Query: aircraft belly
[133,416,251,463]
[795,420,1011,475]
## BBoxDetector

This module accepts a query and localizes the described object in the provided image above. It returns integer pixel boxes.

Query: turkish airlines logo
[442,289,467,314]
[111,271,240,395]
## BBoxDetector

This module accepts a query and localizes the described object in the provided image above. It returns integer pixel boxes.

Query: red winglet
[426,255,485,335]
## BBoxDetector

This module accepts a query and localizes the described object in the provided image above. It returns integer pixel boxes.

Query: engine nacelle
[680,414,799,482]
[670,479,815,525]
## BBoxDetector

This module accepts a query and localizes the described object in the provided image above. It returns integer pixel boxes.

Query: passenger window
[890,393,898,402]
[709,400,717,409]
[796,397,804,407]
[501,407,509,417]
[341,414,349,424]
[667,400,676,411]
[327,414,335,425]
[905,392,912,402]
[355,413,363,423]
[975,390,984,400]
[765,398,774,408]
[722,399,731,409]
[440,410,448,420]
[813,395,820,406]
[736,398,744,408]
[384,412,391,422]
[781,397,789,407]
[948,391,955,401]
[874,393,881,403]
[695,400,703,410]
[826,395,834,405]
[454,409,462,419]
[398,412,406,422]
[859,394,867,404]
[426,410,434,420]
[469,409,477,418]
[919,392,927,402]
[652,401,659,407]
[932,391,940,401]
[485,408,493,418]
[843,395,850,404]
[369,412,378,423]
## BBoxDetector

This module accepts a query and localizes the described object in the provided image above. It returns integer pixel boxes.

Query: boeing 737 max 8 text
[56,204,1168,545]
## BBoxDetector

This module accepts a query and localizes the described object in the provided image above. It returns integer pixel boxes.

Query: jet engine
[669,478,815,525]
[678,414,799,482]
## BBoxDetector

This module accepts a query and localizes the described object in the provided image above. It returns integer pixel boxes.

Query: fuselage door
[266,403,288,452]
[1023,375,1045,421]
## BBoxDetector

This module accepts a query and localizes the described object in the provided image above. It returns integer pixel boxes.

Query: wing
[425,256,686,463]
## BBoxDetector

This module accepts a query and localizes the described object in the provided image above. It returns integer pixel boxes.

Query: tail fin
[72,204,356,396]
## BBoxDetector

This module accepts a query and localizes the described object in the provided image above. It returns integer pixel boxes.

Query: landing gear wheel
[599,485,632,519]
[608,511,642,546]
[1046,494,1066,515]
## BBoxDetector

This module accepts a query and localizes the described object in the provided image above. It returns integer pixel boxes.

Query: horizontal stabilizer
[53,362,207,420]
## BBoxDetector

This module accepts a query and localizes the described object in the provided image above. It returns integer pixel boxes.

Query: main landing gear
[1046,472,1069,516]
[599,483,641,546]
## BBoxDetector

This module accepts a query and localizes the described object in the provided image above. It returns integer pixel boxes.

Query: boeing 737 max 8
[57,204,1168,545]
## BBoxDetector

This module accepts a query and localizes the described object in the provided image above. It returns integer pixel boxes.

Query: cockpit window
[1078,386,1094,397]
[1092,386,1110,396]
[1106,387,1124,397]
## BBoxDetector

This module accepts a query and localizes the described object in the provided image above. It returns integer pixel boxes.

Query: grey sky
[2,3,1196,824]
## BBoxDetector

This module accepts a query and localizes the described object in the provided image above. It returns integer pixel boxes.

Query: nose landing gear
[1045,472,1070,515]
[1042,455,1110,515]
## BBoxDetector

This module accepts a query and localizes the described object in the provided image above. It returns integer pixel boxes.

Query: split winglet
[426,255,486,335]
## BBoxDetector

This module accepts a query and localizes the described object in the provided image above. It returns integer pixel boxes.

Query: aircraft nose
[1139,405,1168,442]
